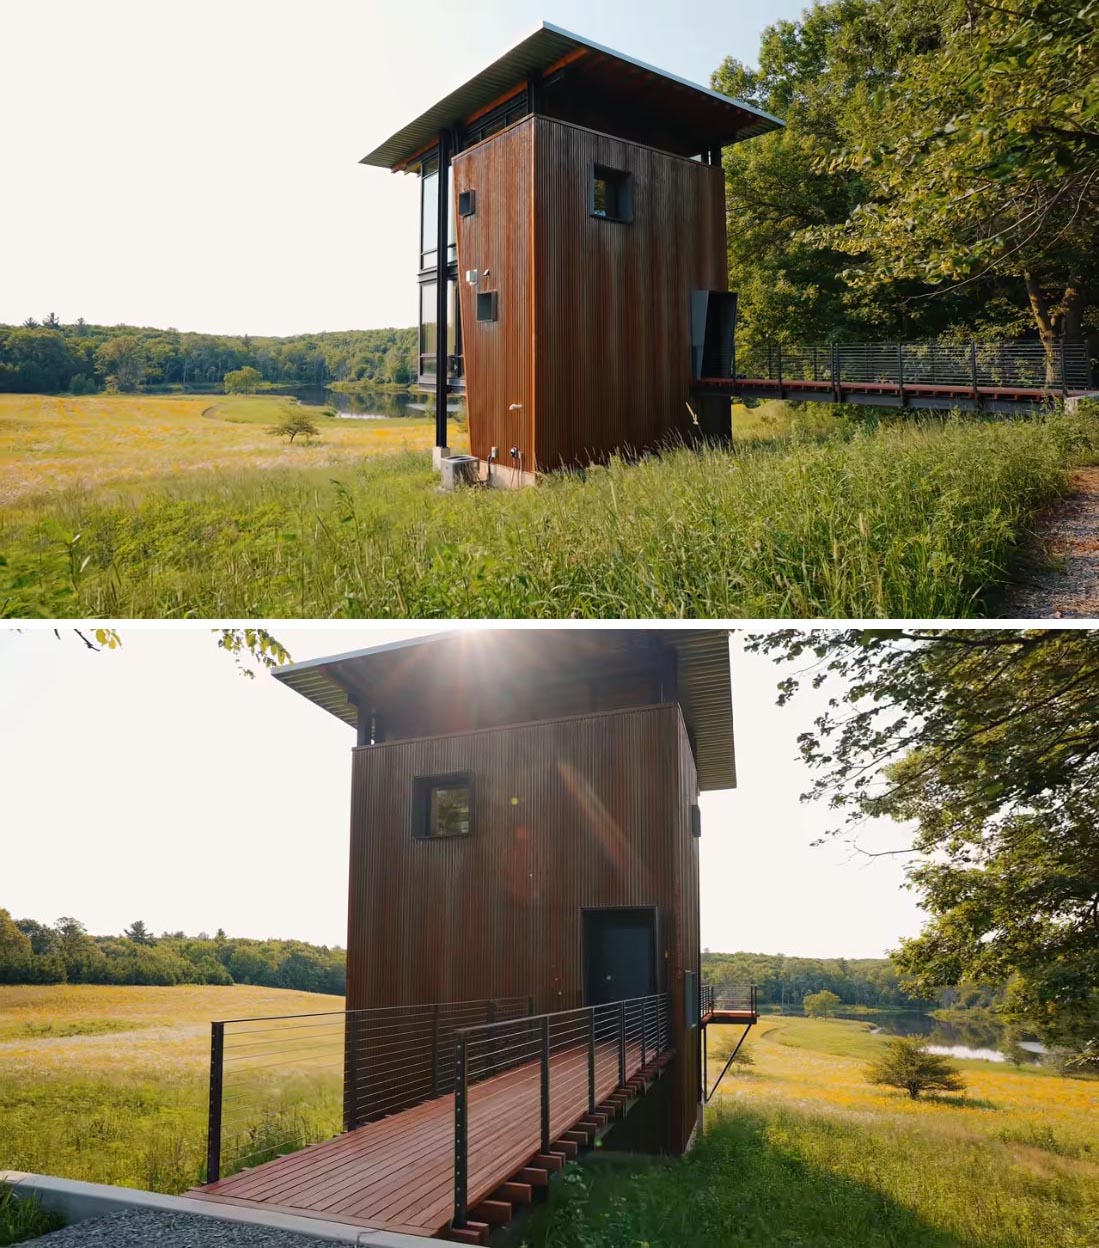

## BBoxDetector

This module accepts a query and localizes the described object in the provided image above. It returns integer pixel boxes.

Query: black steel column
[206,1021,224,1183]
[435,129,451,452]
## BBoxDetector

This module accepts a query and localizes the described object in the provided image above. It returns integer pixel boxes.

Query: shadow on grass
[509,1106,982,1248]
[925,1094,1000,1111]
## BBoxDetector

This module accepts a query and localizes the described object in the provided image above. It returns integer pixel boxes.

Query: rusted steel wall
[532,116,727,470]
[346,702,700,1152]
[674,709,702,1151]
[452,117,536,473]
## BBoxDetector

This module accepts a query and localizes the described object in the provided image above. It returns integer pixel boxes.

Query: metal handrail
[205,995,532,1184]
[700,983,757,1016]
[451,992,671,1230]
[733,339,1093,394]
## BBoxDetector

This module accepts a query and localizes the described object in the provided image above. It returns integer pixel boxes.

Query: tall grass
[0,1187,63,1247]
[3,408,1095,618]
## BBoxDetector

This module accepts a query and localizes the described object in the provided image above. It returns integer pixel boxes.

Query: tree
[96,335,146,391]
[751,628,1099,1065]
[865,1036,965,1099]
[820,0,1099,354]
[804,989,842,1018]
[224,365,263,393]
[269,409,319,445]
[124,919,155,946]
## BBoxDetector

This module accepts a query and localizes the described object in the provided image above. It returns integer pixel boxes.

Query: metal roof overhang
[360,21,783,170]
[274,628,736,791]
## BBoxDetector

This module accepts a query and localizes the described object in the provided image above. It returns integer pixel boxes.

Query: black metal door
[583,908,657,1005]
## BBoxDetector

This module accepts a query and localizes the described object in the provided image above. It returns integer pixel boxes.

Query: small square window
[476,291,498,322]
[458,190,476,217]
[412,773,473,839]
[591,165,633,223]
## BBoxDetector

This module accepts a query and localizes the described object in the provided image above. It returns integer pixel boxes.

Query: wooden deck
[195,1037,666,1240]
[702,1009,758,1026]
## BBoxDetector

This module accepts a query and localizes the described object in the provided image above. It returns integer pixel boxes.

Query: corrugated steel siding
[453,119,535,468]
[346,702,699,1152]
[533,117,727,470]
[675,711,701,1151]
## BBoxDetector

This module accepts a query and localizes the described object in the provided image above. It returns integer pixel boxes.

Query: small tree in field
[866,1037,966,1100]
[804,989,841,1018]
[269,410,319,445]
[124,919,155,946]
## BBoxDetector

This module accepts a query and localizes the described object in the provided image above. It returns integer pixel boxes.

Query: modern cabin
[195,629,752,1243]
[360,23,782,481]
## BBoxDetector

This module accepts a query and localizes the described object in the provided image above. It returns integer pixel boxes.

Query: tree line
[701,950,936,1011]
[716,0,1097,360]
[0,318,418,395]
[0,908,345,995]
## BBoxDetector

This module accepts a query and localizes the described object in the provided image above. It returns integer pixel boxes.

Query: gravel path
[31,1209,334,1248]
[1000,466,1099,618]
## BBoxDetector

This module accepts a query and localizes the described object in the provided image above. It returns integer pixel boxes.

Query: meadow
[2,392,1096,618]
[521,1015,1099,1248]
[0,984,343,1194]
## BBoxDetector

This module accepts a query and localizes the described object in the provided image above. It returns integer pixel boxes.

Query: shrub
[804,990,842,1018]
[865,1037,966,1099]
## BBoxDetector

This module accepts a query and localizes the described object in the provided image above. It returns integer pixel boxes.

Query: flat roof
[361,22,782,169]
[274,629,736,791]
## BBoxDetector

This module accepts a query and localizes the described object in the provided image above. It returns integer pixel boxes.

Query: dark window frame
[411,772,474,841]
[590,164,634,224]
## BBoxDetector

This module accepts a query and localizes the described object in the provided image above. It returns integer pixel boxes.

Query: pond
[282,385,467,422]
[833,1011,1046,1063]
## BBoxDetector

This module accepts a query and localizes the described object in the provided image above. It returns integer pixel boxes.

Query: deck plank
[196,1037,658,1238]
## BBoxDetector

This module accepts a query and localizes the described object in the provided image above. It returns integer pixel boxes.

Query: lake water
[285,385,466,422]
[832,1011,1046,1063]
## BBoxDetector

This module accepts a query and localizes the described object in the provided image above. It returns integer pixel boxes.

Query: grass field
[0,984,343,1195]
[2,393,1096,618]
[3,992,1096,1245]
[521,1015,1099,1248]
[0,393,452,506]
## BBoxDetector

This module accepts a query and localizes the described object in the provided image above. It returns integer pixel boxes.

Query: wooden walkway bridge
[699,339,1095,414]
[194,995,674,1243]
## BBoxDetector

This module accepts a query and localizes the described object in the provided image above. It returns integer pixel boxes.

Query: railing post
[776,343,783,399]
[617,1001,627,1086]
[970,341,979,401]
[430,1003,441,1099]
[641,998,648,1066]
[896,342,905,407]
[453,1032,468,1230]
[588,1008,597,1114]
[1060,339,1068,396]
[540,1015,551,1153]
[206,1021,224,1184]
[344,1012,359,1132]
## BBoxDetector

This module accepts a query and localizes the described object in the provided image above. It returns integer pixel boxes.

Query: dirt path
[1000,467,1099,618]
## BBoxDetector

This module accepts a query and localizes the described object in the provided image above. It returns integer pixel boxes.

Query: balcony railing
[700,983,758,1016]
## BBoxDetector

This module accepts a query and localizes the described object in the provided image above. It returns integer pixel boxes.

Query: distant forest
[702,950,960,1011]
[0,908,345,995]
[0,317,417,395]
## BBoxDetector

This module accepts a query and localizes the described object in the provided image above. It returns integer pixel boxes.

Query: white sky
[0,626,924,957]
[0,0,806,336]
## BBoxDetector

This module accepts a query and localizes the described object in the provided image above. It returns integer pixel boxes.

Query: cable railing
[700,983,758,1016]
[452,992,671,1231]
[732,340,1093,395]
[206,995,531,1183]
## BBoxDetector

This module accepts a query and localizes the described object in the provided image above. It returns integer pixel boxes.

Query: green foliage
[0,1186,64,1247]
[865,1036,967,1099]
[749,628,1099,1062]
[711,0,1097,348]
[0,320,418,395]
[223,365,263,393]
[0,910,346,995]
[4,407,1095,619]
[269,409,320,445]
[702,949,930,1010]
[804,989,843,1018]
[820,0,1098,347]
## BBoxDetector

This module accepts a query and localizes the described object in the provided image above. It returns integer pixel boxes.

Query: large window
[420,157,439,271]
[419,279,461,381]
[412,773,473,839]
